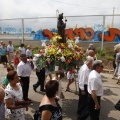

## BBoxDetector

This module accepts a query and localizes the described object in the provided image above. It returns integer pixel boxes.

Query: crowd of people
[0,42,119,120]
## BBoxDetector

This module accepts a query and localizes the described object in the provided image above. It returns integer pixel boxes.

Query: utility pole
[56,9,59,17]
[112,7,115,28]
[22,19,24,43]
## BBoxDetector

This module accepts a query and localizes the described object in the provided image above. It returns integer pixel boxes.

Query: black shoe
[24,98,32,101]
[41,89,45,92]
[33,85,36,92]
[26,98,32,101]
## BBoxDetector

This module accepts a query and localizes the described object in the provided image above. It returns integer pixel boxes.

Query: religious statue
[57,13,67,43]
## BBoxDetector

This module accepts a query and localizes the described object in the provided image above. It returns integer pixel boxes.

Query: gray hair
[89,43,93,48]
[85,56,94,64]
[92,60,102,70]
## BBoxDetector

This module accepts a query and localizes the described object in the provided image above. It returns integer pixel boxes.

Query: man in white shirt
[88,60,104,120]
[7,41,14,65]
[0,88,5,120]
[77,56,93,120]
[17,54,34,100]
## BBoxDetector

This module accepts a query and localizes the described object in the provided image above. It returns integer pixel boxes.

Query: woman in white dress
[4,71,32,120]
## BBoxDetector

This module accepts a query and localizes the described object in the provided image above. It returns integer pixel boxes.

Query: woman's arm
[15,100,32,106]
[5,98,28,110]
[41,110,52,120]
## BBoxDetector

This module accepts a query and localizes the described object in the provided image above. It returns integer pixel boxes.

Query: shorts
[67,72,74,80]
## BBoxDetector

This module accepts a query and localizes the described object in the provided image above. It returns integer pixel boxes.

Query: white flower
[41,41,46,47]
[75,37,79,44]
[60,56,65,62]
[68,43,73,48]
[45,49,48,54]
[67,39,74,43]
[34,54,40,57]
[43,53,47,56]
[57,49,62,54]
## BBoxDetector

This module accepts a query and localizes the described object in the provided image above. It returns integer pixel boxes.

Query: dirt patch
[102,58,113,70]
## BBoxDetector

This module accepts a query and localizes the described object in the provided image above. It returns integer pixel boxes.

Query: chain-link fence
[0,14,120,50]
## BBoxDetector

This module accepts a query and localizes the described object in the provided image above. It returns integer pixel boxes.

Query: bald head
[0,88,5,104]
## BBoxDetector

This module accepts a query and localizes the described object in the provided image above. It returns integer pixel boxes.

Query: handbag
[33,110,41,120]
[114,100,120,111]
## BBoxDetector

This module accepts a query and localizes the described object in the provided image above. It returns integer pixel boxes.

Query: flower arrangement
[35,33,84,72]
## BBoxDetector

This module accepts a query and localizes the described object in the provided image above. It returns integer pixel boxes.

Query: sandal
[116,82,120,84]
[65,88,71,92]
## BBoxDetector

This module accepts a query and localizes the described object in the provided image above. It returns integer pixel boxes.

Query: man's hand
[36,68,39,72]
[95,103,100,110]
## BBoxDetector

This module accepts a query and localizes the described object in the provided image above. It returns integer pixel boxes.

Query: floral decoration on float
[34,33,84,72]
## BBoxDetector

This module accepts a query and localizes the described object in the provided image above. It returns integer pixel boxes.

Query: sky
[0,0,120,31]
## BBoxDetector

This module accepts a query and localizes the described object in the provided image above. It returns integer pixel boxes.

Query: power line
[50,0,120,10]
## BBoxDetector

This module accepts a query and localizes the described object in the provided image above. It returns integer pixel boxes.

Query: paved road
[0,64,120,120]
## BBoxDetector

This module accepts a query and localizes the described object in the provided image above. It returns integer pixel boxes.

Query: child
[26,45,33,59]
[2,65,14,89]
[14,50,20,68]
[52,72,65,99]
[66,67,75,92]
[45,68,52,81]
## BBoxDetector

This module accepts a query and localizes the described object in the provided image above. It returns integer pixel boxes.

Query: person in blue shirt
[1,43,8,67]
[0,41,3,63]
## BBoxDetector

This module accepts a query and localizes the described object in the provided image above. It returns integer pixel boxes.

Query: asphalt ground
[0,64,120,120]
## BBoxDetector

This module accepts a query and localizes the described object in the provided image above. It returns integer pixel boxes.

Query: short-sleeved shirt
[19,47,25,55]
[39,100,62,120]
[4,83,25,117]
[7,45,14,53]
[17,61,32,77]
[2,77,9,86]
[88,70,103,96]
[67,71,74,80]
[1,47,7,56]
[26,49,32,57]
[78,64,91,90]
[0,45,3,55]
